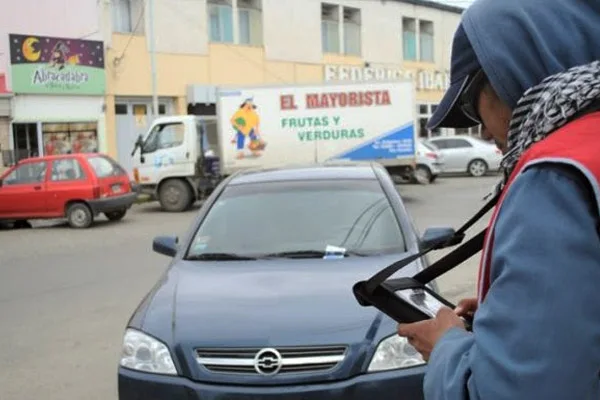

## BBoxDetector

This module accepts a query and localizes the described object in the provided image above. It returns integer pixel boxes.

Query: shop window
[209,0,234,43]
[238,0,263,46]
[133,104,147,126]
[50,158,86,182]
[416,103,441,139]
[3,161,47,185]
[12,123,39,161]
[159,104,167,115]
[322,3,340,53]
[402,17,417,61]
[343,7,361,56]
[142,122,185,153]
[419,20,434,62]
[42,122,98,156]
[115,104,128,115]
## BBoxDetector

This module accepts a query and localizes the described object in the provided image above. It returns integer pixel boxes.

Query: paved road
[0,174,499,400]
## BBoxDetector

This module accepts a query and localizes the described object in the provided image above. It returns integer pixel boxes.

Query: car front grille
[195,345,348,375]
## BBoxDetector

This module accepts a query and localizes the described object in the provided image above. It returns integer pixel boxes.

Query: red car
[0,153,137,229]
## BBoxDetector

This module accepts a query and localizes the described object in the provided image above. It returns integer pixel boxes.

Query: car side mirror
[153,235,178,257]
[421,227,457,249]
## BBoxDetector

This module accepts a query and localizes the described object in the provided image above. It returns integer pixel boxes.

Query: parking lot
[0,175,499,400]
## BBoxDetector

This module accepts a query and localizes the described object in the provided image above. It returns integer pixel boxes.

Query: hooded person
[396,0,600,398]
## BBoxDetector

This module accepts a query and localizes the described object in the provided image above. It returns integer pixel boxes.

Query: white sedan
[427,136,503,177]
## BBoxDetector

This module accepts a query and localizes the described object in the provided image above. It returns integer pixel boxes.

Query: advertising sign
[9,33,105,95]
[217,81,416,172]
[324,64,450,91]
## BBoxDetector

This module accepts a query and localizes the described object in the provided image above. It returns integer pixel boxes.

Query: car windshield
[421,140,439,151]
[186,179,407,259]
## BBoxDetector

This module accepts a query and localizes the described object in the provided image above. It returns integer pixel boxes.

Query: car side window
[3,161,47,185]
[446,138,473,149]
[431,139,449,149]
[50,158,86,182]
[142,122,185,154]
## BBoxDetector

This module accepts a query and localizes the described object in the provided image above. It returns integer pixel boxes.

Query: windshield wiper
[185,252,258,261]
[262,250,369,259]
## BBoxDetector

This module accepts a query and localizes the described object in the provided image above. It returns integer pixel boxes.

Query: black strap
[413,229,486,284]
[364,192,500,294]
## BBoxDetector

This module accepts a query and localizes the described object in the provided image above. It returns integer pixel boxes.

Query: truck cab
[131,115,221,212]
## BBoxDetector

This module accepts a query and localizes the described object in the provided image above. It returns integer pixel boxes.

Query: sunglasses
[460,69,487,124]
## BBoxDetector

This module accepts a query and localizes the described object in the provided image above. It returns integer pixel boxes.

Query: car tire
[414,165,432,185]
[66,202,93,229]
[467,159,488,177]
[158,179,193,212]
[105,209,127,221]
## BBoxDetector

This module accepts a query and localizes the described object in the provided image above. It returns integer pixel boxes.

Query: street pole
[148,0,159,117]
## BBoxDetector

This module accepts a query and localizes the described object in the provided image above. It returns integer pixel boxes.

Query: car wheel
[158,179,193,212]
[66,202,93,229]
[414,165,432,184]
[467,159,488,177]
[105,209,127,221]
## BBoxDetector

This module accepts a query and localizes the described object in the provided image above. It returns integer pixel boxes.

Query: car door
[137,121,189,185]
[45,157,91,216]
[0,160,49,217]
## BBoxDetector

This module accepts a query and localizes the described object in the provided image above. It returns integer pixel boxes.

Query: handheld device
[352,192,500,330]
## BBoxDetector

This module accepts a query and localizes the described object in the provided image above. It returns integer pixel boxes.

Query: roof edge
[394,0,465,14]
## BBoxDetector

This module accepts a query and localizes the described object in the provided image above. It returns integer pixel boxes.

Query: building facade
[104,0,470,171]
[0,0,108,165]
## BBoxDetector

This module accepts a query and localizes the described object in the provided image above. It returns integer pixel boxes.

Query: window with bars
[419,20,434,62]
[238,0,263,46]
[112,0,133,33]
[343,7,361,56]
[402,17,417,61]
[208,0,234,43]
[322,3,340,53]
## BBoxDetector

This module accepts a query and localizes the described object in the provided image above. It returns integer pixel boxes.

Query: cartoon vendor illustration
[230,97,266,159]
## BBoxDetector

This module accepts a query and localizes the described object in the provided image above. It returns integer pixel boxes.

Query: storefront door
[12,123,40,162]
[115,100,170,177]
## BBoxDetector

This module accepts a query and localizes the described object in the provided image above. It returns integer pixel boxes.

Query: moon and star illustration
[9,34,105,69]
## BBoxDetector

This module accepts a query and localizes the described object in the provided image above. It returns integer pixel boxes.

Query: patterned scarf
[488,60,600,198]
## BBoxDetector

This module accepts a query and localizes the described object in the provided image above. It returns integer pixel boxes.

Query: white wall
[262,0,323,63]
[12,95,104,122]
[143,0,462,67]
[263,0,462,68]
[148,0,209,55]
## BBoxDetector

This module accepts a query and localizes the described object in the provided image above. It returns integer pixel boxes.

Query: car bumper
[88,192,137,214]
[118,365,427,400]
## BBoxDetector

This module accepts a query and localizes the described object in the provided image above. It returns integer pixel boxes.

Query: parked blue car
[118,163,449,399]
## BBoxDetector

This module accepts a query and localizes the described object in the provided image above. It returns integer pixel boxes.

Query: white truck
[131,80,418,212]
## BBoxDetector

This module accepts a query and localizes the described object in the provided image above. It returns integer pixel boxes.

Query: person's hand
[397,307,466,361]
[454,297,478,318]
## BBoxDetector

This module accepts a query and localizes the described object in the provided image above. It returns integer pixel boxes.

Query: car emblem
[253,348,283,376]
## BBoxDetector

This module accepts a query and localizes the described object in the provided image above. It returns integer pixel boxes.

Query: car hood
[132,254,426,384]
[137,255,422,347]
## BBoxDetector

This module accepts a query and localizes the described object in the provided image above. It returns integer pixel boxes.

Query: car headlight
[119,328,178,375]
[368,334,426,372]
